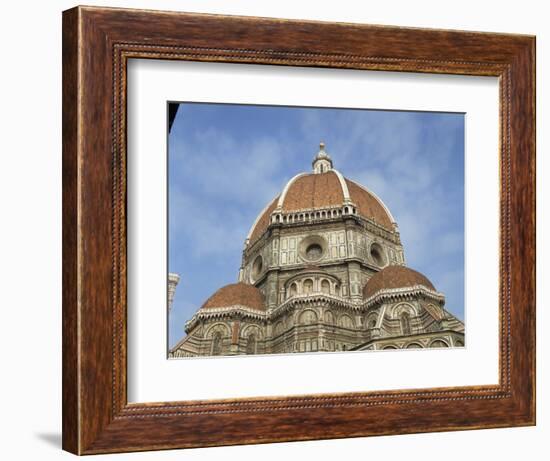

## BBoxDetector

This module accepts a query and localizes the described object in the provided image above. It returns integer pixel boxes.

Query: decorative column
[230,320,241,354]
[167,273,180,311]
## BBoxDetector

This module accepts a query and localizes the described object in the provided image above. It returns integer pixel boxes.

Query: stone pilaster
[230,320,241,354]
[167,273,180,311]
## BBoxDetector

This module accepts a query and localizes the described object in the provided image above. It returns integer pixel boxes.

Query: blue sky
[168,103,465,348]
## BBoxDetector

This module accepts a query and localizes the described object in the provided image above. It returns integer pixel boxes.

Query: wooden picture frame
[62,5,535,455]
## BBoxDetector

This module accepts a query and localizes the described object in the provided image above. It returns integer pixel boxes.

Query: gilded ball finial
[319,141,325,150]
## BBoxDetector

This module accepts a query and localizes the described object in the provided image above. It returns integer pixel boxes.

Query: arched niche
[429,339,450,348]
[298,309,318,325]
[324,310,335,325]
[338,314,354,329]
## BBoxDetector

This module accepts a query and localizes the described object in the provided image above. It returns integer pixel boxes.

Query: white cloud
[171,126,287,209]
[169,188,249,258]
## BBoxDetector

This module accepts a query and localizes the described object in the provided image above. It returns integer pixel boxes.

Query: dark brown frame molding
[62,5,536,455]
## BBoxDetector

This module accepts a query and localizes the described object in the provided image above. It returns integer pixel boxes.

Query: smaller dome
[201,283,266,311]
[363,265,436,298]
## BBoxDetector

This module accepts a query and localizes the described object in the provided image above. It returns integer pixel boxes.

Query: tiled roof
[345,179,393,229]
[248,196,279,245]
[282,171,344,211]
[201,283,266,311]
[363,265,436,298]
[247,171,394,246]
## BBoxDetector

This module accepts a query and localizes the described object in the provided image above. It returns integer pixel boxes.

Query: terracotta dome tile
[363,265,436,298]
[201,283,266,311]
[248,196,279,245]
[282,171,344,211]
[345,179,393,229]
[247,169,395,246]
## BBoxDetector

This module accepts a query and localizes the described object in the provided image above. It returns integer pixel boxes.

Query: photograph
[167,102,465,358]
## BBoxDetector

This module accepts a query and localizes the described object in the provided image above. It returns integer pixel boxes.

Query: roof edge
[276,172,308,208]
[246,195,279,241]
[346,178,397,225]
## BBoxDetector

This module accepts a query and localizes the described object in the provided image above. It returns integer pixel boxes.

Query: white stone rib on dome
[277,169,350,209]
[346,178,396,225]
[246,197,278,241]
[276,173,308,209]
[331,169,351,203]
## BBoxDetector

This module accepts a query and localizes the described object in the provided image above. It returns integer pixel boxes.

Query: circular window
[299,235,327,262]
[305,243,323,260]
[370,243,385,266]
[252,255,263,279]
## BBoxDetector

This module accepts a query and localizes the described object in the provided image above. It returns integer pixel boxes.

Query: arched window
[246,334,257,354]
[303,279,313,294]
[368,318,377,329]
[339,314,353,329]
[321,279,330,294]
[406,343,422,349]
[429,340,449,348]
[289,282,297,298]
[370,243,385,266]
[211,332,223,356]
[400,312,411,335]
[425,303,444,320]
[274,321,284,336]
[299,310,318,325]
[252,255,263,280]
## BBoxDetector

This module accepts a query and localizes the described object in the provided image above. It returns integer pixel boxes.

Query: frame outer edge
[512,36,536,424]
[62,6,81,455]
[62,6,536,454]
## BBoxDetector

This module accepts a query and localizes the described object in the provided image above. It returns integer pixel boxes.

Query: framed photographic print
[166,103,466,362]
[62,5,535,455]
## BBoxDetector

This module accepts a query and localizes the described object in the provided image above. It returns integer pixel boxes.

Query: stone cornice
[350,328,464,351]
[362,285,445,309]
[244,207,401,256]
[184,286,446,333]
[270,293,359,320]
[284,269,342,286]
[185,305,268,333]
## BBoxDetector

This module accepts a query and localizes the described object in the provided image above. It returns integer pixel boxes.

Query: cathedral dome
[247,143,395,245]
[200,283,266,311]
[363,265,436,298]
